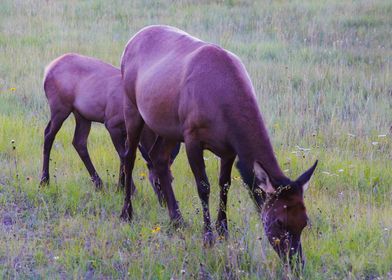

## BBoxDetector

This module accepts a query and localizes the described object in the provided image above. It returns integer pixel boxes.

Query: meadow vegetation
[0,0,391,279]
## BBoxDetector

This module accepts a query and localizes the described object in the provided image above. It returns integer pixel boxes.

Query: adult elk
[40,53,179,204]
[120,26,317,268]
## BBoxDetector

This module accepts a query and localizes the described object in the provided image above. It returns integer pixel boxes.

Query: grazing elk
[40,53,179,204]
[120,25,317,268]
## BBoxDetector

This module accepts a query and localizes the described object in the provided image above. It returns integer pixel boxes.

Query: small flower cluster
[152,226,161,233]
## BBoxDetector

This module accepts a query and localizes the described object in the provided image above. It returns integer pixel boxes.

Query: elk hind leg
[72,113,102,190]
[40,111,70,186]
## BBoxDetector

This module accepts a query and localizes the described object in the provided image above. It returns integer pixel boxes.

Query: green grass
[0,0,391,279]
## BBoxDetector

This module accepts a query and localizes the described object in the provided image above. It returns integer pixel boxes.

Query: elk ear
[253,161,275,194]
[296,160,318,192]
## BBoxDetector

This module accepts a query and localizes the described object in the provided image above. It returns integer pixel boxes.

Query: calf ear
[253,162,275,194]
[296,160,318,192]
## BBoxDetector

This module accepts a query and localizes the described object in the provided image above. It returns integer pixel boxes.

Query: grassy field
[1,0,391,279]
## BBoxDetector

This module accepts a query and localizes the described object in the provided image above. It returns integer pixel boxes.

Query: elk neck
[229,93,290,188]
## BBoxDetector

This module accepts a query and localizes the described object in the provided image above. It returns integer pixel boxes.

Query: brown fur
[40,53,178,203]
[120,26,317,268]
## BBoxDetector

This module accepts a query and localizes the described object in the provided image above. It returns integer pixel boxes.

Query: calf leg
[72,113,102,189]
[149,137,183,225]
[139,128,180,206]
[216,156,235,239]
[40,111,70,186]
[184,137,214,247]
[139,126,163,203]
[106,122,135,192]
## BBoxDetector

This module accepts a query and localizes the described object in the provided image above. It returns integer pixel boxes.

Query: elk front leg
[216,156,235,240]
[184,137,214,247]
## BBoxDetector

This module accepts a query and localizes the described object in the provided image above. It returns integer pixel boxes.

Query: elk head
[237,160,318,270]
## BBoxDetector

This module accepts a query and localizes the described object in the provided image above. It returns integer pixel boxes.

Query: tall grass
[0,0,391,278]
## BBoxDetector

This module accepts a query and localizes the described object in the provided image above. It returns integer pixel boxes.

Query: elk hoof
[203,231,215,248]
[39,176,49,187]
[171,215,186,229]
[216,220,229,241]
[120,210,132,223]
[120,204,133,223]
[92,177,103,191]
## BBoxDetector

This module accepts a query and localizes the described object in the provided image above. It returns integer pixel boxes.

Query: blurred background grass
[0,0,391,279]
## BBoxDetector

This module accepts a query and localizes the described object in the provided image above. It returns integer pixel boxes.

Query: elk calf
[40,53,179,204]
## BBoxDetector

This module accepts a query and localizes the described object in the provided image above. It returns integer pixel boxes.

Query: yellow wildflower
[139,172,147,180]
[152,226,161,233]
[9,87,16,91]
